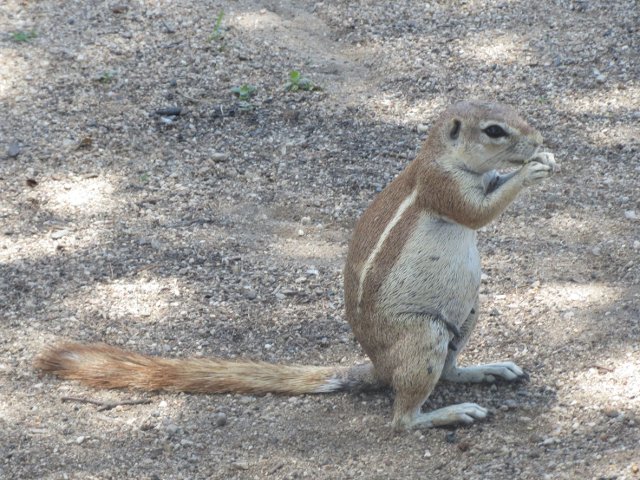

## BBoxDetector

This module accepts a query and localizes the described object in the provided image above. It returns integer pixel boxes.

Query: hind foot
[442,361,528,383]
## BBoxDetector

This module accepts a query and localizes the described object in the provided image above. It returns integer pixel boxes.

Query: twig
[268,463,285,475]
[61,396,151,411]
[176,90,200,104]
[587,364,614,373]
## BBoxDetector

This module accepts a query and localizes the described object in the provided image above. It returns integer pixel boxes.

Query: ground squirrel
[35,100,557,431]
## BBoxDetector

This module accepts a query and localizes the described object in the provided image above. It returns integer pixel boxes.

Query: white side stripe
[356,189,418,313]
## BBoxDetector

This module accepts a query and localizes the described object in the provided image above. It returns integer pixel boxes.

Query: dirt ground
[1,0,639,479]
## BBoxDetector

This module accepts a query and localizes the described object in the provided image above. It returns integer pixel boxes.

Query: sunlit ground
[0,176,117,263]
[0,48,30,99]
[66,276,177,320]
[270,236,345,261]
[460,31,530,65]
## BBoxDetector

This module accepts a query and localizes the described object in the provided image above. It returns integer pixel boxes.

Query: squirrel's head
[430,101,544,174]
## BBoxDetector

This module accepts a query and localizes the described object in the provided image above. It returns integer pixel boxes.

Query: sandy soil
[1,0,639,479]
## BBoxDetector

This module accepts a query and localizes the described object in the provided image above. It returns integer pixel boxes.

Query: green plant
[231,84,256,101]
[10,30,37,43]
[237,101,254,112]
[97,70,116,83]
[208,10,225,41]
[285,70,319,92]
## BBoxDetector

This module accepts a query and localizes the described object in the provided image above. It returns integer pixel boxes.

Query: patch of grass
[231,84,256,101]
[97,70,117,84]
[285,70,320,92]
[208,10,225,42]
[237,101,254,112]
[10,30,37,43]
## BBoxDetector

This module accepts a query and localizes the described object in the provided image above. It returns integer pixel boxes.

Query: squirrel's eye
[483,125,508,138]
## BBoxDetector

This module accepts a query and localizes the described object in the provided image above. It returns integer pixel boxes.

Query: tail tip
[34,343,83,373]
[312,376,344,393]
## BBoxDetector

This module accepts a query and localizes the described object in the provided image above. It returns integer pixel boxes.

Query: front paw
[529,151,559,173]
[521,161,552,186]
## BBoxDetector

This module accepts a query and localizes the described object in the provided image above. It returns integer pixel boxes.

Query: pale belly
[378,214,481,326]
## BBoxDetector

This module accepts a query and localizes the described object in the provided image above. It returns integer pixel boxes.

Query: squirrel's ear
[449,118,461,141]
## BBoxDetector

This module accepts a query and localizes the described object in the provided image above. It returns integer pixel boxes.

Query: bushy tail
[35,343,379,395]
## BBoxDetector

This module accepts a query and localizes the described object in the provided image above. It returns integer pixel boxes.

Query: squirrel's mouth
[506,145,541,166]
[507,158,528,166]
[508,151,539,166]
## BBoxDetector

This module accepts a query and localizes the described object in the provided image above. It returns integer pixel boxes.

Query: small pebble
[541,437,557,446]
[155,106,182,116]
[111,4,129,13]
[164,424,179,436]
[529,434,544,443]
[457,441,471,452]
[624,210,638,221]
[211,152,229,162]
[504,399,518,409]
[7,142,21,158]
[148,448,163,459]
[602,408,620,418]
[214,412,227,427]
[139,422,154,431]
[50,229,69,240]
[232,461,249,470]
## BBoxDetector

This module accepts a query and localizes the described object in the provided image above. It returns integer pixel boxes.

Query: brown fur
[344,100,554,429]
[343,166,418,315]
[35,343,343,395]
[416,159,525,229]
[351,201,421,368]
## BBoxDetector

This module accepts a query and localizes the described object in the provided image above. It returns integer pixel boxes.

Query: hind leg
[441,297,528,383]
[389,318,488,431]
